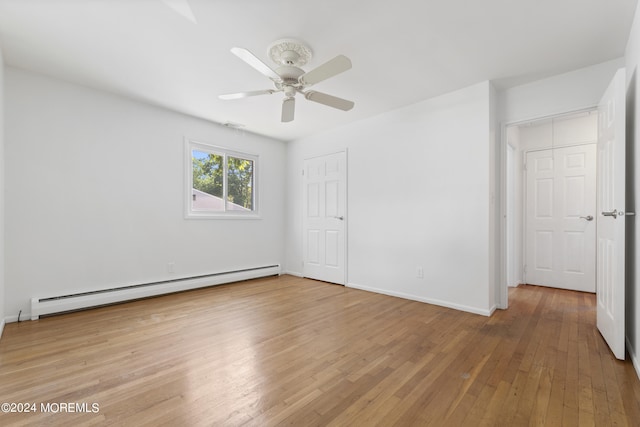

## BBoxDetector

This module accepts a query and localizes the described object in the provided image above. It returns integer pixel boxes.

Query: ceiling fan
[219,39,354,122]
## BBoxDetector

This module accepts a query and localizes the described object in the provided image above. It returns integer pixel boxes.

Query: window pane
[192,150,224,211]
[226,156,254,211]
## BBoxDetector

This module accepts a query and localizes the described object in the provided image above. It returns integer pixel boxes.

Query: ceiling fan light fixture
[283,86,297,98]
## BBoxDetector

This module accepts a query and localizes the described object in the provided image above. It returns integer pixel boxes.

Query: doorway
[505,110,598,293]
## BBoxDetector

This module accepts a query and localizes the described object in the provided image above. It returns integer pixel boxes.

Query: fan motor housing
[276,65,305,86]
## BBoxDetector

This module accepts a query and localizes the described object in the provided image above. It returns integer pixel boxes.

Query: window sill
[185,212,262,220]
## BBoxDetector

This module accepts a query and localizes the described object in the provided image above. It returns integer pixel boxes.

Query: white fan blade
[282,97,295,122]
[299,55,352,86]
[219,89,276,100]
[304,91,354,111]
[231,47,281,81]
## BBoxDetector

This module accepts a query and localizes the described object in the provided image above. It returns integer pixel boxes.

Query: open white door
[302,152,347,284]
[596,68,626,360]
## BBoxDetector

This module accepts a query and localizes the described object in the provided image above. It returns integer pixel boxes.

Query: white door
[596,68,626,360]
[302,152,346,284]
[525,144,597,292]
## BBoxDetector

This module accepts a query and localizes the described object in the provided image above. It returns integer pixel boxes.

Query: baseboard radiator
[30,265,280,320]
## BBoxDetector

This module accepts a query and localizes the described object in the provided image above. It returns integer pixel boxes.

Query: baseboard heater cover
[30,265,280,320]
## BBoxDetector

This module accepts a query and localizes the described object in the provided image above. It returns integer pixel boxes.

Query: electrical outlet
[417,266,424,279]
[168,262,175,273]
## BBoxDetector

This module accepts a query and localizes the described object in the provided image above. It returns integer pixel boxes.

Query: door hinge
[302,169,305,176]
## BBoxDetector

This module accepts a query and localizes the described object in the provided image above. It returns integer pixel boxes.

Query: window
[186,140,258,218]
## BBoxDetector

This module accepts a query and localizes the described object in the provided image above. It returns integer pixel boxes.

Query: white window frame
[185,139,259,219]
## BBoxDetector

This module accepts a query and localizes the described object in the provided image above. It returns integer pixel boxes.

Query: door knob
[334,216,344,220]
[580,215,594,221]
[602,209,619,219]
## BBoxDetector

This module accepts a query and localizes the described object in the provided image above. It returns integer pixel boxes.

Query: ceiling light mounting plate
[268,38,312,67]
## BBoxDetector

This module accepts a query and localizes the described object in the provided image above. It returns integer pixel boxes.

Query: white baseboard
[282,270,303,277]
[346,282,493,316]
[5,314,21,323]
[0,319,4,340]
[627,336,640,381]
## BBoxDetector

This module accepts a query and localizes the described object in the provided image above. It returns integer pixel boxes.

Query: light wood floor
[1,275,639,426]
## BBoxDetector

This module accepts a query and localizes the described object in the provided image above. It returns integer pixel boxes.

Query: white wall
[489,83,500,309]
[499,58,624,125]
[624,1,640,380]
[285,81,495,315]
[0,46,5,336]
[4,68,286,320]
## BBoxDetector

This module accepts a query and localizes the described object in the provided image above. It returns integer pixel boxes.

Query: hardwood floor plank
[0,278,639,426]
[478,380,512,427]
[460,373,504,426]
[528,366,553,426]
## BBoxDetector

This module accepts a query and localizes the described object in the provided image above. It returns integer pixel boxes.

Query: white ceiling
[0,0,637,141]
